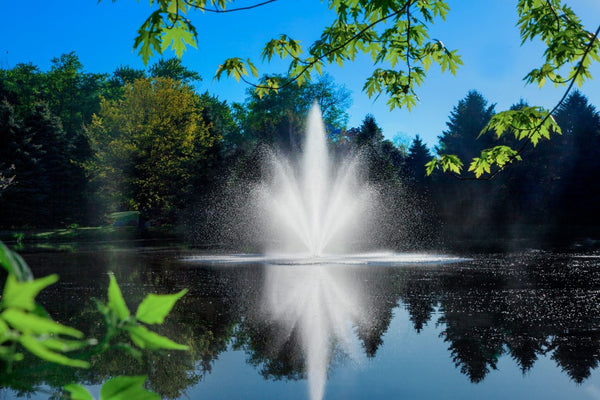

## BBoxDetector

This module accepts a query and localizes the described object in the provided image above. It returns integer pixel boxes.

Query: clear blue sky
[1,1,599,149]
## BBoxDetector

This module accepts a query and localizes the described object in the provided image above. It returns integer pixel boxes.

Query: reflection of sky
[190,304,600,400]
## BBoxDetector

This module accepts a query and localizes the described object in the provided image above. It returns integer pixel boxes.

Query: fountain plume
[261,104,373,256]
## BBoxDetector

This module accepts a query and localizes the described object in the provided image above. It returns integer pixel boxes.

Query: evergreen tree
[553,91,600,228]
[354,114,384,148]
[406,135,432,185]
[436,90,496,162]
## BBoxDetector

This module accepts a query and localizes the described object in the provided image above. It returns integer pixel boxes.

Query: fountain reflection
[259,264,365,400]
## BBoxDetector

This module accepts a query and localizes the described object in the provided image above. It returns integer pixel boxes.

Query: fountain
[259,104,371,257]
[186,104,464,400]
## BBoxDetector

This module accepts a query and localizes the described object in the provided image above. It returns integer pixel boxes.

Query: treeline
[1,53,599,247]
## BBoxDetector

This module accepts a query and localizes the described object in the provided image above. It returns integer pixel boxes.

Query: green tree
[149,57,201,83]
[436,90,496,164]
[0,101,78,227]
[405,135,431,185]
[0,54,102,225]
[237,74,351,151]
[86,77,219,224]
[354,114,384,148]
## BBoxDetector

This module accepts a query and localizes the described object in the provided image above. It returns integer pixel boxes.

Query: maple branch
[446,23,600,181]
[239,4,410,92]
[183,0,277,13]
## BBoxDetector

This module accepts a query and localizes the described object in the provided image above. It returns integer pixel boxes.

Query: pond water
[3,247,600,399]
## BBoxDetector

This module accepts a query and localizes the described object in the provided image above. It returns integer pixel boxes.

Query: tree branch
[183,0,277,13]
[242,3,410,91]
[446,23,600,181]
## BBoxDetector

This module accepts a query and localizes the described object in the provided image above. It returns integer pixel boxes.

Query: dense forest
[1,53,599,249]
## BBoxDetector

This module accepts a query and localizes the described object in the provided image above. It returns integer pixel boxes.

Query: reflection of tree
[551,332,600,383]
[398,253,600,384]
[355,267,405,357]
[439,311,505,383]
[401,268,439,333]
[234,318,306,380]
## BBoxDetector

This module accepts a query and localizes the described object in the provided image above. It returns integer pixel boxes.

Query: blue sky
[1,1,599,148]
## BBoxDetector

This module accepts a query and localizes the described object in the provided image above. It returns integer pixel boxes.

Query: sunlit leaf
[19,335,90,368]
[161,25,197,58]
[108,273,130,320]
[136,289,187,325]
[100,375,160,400]
[64,384,94,400]
[125,324,189,351]
[2,309,84,338]
[1,274,58,312]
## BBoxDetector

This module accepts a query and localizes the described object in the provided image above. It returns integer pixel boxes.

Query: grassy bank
[0,226,180,251]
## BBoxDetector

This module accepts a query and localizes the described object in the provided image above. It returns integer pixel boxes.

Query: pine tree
[406,135,432,185]
[436,90,496,162]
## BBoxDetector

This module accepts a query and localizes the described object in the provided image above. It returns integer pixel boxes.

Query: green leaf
[246,59,259,78]
[440,154,464,174]
[0,242,33,281]
[1,274,58,311]
[134,11,164,65]
[19,335,90,368]
[125,324,189,351]
[100,376,160,400]
[42,337,95,352]
[161,25,197,58]
[64,384,94,400]
[107,273,130,320]
[0,347,24,362]
[136,289,187,325]
[425,158,438,176]
[2,308,84,338]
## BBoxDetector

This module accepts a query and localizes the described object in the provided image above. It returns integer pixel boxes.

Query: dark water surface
[3,247,600,399]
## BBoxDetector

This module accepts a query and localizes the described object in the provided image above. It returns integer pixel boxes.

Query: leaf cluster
[95,273,189,358]
[212,1,461,108]
[518,0,600,89]
[0,241,190,399]
[0,242,91,369]
[428,99,562,179]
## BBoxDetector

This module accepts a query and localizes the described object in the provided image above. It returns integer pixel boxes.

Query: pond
[3,247,600,399]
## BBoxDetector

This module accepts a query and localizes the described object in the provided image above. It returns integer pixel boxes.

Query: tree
[237,74,351,151]
[0,101,76,227]
[436,90,496,163]
[120,0,600,179]
[149,57,201,83]
[354,114,383,148]
[86,77,220,224]
[405,135,431,185]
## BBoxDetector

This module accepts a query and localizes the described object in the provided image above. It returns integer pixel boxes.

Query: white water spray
[263,104,372,256]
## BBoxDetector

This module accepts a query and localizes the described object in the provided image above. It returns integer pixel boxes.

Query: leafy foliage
[120,0,600,180]
[96,273,189,356]
[0,240,191,399]
[124,0,462,110]
[85,77,219,222]
[0,243,91,369]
